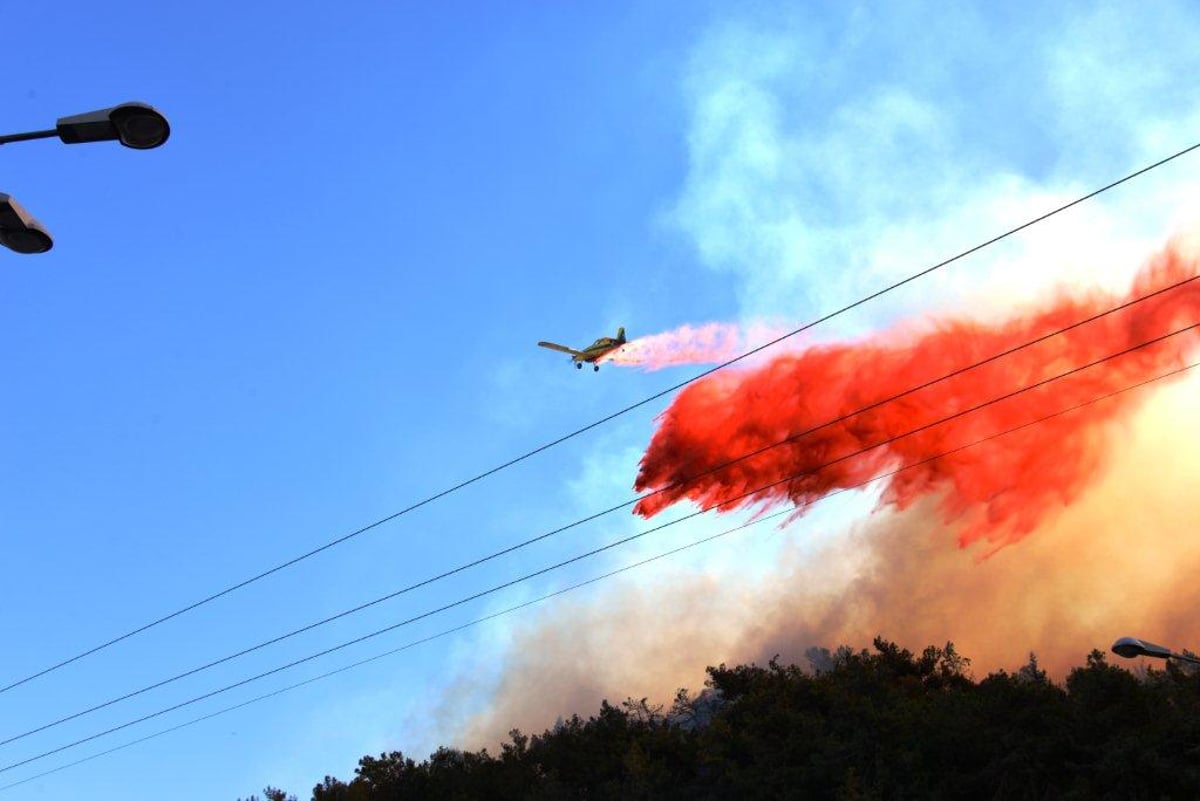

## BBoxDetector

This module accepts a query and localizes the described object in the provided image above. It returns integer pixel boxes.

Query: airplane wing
[538,341,587,358]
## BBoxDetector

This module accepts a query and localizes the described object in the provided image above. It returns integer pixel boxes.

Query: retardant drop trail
[602,323,790,371]
[633,239,1200,552]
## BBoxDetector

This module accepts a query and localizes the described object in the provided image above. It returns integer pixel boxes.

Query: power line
[4,281,1195,748]
[3,321,1194,774]
[5,140,1195,697]
[9,357,1200,796]
[0,514,796,796]
[4,359,1195,795]
[4,345,1190,796]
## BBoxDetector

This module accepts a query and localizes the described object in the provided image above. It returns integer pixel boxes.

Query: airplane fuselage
[576,337,622,363]
[537,327,627,372]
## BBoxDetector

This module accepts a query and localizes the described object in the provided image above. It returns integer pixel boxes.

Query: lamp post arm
[0,129,58,146]
[1170,651,1200,667]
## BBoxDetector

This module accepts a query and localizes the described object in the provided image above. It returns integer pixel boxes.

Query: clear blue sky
[0,3,727,798]
[3,2,1200,799]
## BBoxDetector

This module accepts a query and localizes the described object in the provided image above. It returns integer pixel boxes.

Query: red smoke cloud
[634,241,1200,551]
[460,376,1200,749]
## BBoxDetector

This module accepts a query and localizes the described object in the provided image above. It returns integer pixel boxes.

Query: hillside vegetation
[241,638,1200,800]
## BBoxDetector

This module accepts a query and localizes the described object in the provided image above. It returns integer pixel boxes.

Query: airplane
[538,327,627,371]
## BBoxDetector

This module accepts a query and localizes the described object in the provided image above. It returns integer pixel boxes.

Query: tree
[237,787,295,801]
[256,640,1200,799]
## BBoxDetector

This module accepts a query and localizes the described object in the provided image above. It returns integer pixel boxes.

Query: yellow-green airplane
[538,327,627,371]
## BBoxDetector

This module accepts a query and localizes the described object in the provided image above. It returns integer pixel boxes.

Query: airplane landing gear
[593,364,600,372]
[576,362,582,369]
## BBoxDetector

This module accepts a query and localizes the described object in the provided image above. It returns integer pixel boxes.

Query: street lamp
[0,101,170,150]
[0,194,52,254]
[1111,636,1200,666]
[0,101,168,254]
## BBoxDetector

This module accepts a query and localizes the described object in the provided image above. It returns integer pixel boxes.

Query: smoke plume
[460,374,1200,748]
[452,237,1200,751]
[634,240,1200,551]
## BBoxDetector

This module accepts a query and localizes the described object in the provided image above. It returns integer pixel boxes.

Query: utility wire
[3,358,1196,794]
[3,321,1194,775]
[3,281,1195,748]
[5,355,1196,795]
[5,140,1196,698]
[0,512,796,795]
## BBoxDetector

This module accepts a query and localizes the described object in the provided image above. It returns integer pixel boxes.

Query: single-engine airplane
[538,327,626,371]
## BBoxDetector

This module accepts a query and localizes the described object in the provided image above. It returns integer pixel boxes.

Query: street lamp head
[0,194,53,254]
[1112,636,1173,661]
[56,102,170,150]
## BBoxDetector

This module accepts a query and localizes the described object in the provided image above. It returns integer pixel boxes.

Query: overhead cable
[4,280,1195,747]
[5,357,1196,793]
[3,320,1195,774]
[6,140,1195,697]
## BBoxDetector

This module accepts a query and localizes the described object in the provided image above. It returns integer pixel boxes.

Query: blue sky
[3,2,1200,799]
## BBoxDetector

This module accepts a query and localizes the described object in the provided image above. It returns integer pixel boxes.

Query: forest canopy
[241,639,1200,800]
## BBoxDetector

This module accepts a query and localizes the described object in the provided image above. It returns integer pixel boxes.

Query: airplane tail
[616,326,626,343]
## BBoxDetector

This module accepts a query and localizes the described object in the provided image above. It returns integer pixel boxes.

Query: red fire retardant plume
[633,242,1200,551]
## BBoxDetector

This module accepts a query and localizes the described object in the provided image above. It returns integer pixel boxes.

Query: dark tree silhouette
[241,638,1200,800]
